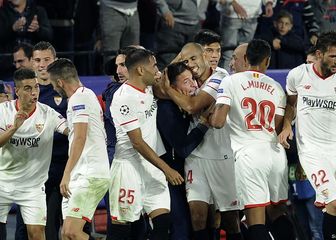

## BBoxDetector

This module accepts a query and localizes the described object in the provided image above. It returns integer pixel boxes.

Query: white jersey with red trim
[0,100,67,188]
[111,83,165,161]
[67,87,110,179]
[191,68,233,160]
[286,64,336,155]
[216,70,286,154]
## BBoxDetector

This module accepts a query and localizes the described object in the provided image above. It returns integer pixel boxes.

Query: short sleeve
[286,67,299,96]
[275,86,287,116]
[69,94,90,123]
[50,109,68,134]
[0,104,6,133]
[111,96,140,133]
[202,78,222,99]
[216,76,232,106]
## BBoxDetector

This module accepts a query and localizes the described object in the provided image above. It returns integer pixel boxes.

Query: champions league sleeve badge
[120,105,130,115]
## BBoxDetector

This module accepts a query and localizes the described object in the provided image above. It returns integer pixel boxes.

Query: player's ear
[136,65,144,76]
[315,49,323,60]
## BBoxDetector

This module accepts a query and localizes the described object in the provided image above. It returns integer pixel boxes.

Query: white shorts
[62,176,110,222]
[235,143,288,208]
[185,155,241,211]
[109,158,170,222]
[0,184,46,225]
[299,153,336,206]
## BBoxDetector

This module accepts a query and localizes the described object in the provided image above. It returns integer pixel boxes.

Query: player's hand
[12,17,26,32]
[165,168,184,186]
[232,0,248,20]
[14,111,28,129]
[163,11,175,28]
[28,15,39,32]
[278,127,293,149]
[60,173,72,199]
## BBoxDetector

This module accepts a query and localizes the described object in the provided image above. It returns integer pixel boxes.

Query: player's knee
[190,211,207,230]
[27,225,44,240]
[221,211,240,233]
[62,228,79,240]
[326,200,336,214]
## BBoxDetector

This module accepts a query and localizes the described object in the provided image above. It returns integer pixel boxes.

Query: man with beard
[279,31,336,240]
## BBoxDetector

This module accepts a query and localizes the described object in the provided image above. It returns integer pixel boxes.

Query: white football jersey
[286,64,336,155]
[216,70,286,154]
[0,100,67,188]
[67,87,110,179]
[111,83,165,162]
[191,68,234,160]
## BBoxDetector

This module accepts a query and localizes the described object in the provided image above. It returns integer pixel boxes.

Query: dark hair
[276,10,293,24]
[33,41,56,58]
[125,49,154,70]
[167,62,191,85]
[47,58,78,83]
[104,56,117,76]
[306,46,317,56]
[194,29,221,46]
[0,80,5,94]
[13,42,33,59]
[315,31,336,53]
[246,39,271,66]
[117,46,140,56]
[13,68,36,86]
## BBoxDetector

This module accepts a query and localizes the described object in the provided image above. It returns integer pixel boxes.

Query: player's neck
[314,62,332,79]
[248,66,266,73]
[16,100,36,115]
[199,67,212,84]
[67,82,83,98]
[38,78,51,86]
[127,79,146,92]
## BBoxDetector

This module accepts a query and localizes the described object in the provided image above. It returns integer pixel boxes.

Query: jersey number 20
[241,97,275,133]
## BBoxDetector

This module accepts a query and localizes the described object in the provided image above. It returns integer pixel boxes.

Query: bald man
[229,43,249,74]
[163,43,243,240]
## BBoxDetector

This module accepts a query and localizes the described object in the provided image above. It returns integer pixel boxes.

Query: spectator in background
[100,0,140,63]
[0,81,13,103]
[153,0,200,70]
[217,0,275,70]
[309,0,336,33]
[306,46,317,64]
[0,0,52,79]
[260,10,305,69]
[35,0,77,57]
[13,42,33,70]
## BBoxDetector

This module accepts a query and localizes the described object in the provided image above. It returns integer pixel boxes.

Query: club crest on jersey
[54,96,62,105]
[72,104,85,111]
[120,105,130,115]
[35,124,44,132]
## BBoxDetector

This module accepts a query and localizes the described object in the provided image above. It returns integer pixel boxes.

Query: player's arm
[278,95,297,149]
[0,111,28,147]
[62,127,69,136]
[127,128,184,185]
[60,122,87,198]
[209,103,230,129]
[166,87,214,114]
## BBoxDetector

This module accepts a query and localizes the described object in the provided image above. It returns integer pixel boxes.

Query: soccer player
[163,43,242,240]
[279,31,336,240]
[109,49,183,240]
[158,62,208,239]
[229,43,249,74]
[0,68,68,240]
[211,39,294,240]
[47,59,110,240]
[194,29,222,70]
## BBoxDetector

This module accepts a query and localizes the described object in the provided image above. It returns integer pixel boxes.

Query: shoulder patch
[209,79,221,84]
[72,104,85,111]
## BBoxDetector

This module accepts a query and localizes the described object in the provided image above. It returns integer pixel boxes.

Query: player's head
[125,48,161,86]
[13,68,39,106]
[229,43,248,73]
[0,80,8,103]
[274,10,293,36]
[180,43,208,79]
[246,39,271,70]
[13,42,33,70]
[306,46,318,64]
[32,41,57,81]
[115,46,143,83]
[47,58,79,98]
[315,31,336,76]
[194,29,221,70]
[167,62,198,96]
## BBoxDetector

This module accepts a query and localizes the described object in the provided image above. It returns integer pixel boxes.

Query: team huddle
[1,31,336,240]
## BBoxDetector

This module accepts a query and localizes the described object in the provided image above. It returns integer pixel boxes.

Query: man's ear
[315,49,323,60]
[136,65,144,76]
